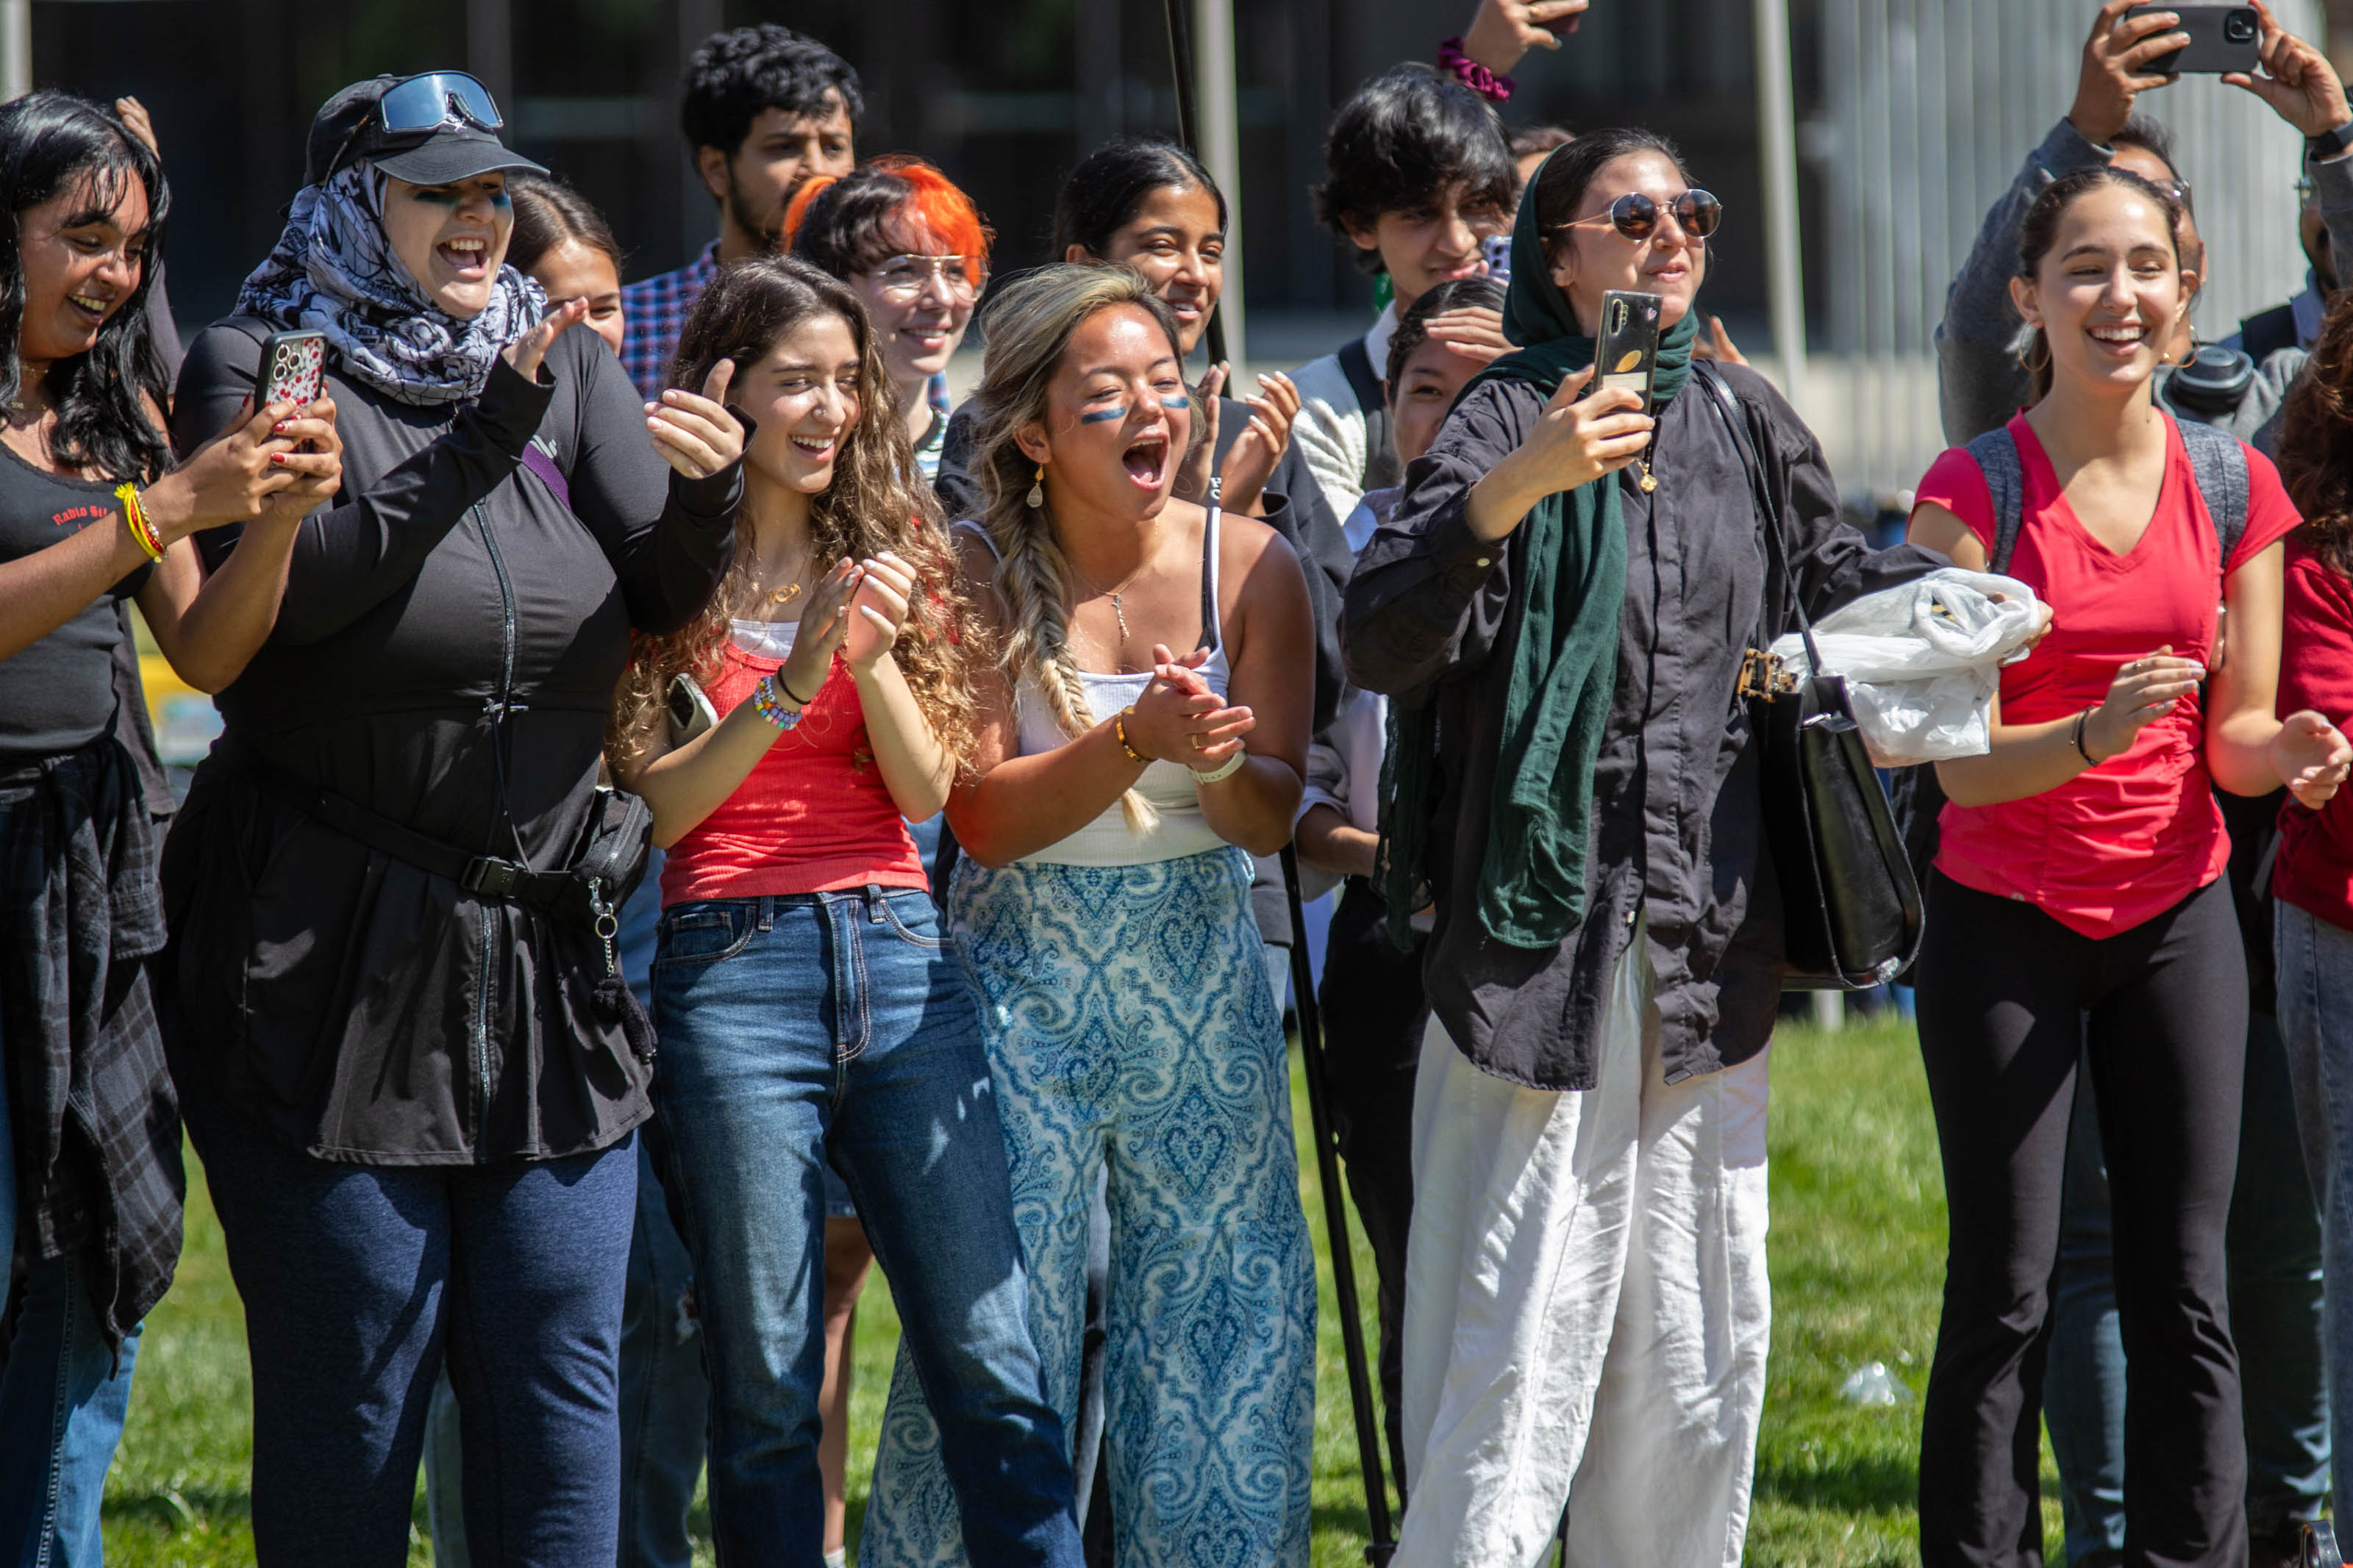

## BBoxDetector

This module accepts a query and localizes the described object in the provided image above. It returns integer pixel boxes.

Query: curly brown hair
[607,254,981,776]
[2280,288,2353,578]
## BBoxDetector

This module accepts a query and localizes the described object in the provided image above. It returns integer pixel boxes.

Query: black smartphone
[258,329,326,408]
[2124,4,2260,74]
[1591,289,1664,407]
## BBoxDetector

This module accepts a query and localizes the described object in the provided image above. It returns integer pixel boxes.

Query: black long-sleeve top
[159,323,738,1164]
[1344,365,1940,1091]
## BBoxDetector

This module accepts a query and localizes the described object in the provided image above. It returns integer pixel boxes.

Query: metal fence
[1804,0,2320,504]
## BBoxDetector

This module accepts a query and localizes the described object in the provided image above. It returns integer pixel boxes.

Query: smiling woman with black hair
[0,88,343,1561]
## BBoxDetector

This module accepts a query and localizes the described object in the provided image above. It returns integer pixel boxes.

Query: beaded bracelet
[115,482,163,562]
[750,673,804,731]
[1114,706,1151,764]
[1190,748,1247,786]
[1437,36,1515,104]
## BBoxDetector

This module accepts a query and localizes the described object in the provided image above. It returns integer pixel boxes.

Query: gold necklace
[1068,534,1160,641]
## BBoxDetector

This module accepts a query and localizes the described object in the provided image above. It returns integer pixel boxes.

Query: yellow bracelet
[1113,706,1150,764]
[115,482,163,562]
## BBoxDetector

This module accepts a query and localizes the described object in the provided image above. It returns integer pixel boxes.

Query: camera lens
[2225,10,2257,41]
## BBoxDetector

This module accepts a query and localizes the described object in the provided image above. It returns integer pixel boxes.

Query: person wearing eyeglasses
[1343,129,1938,1568]
[156,74,744,1563]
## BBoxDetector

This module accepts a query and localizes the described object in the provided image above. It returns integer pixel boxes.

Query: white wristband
[1190,748,1247,786]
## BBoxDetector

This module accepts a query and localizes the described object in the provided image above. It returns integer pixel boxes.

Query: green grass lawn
[95,1014,2061,1565]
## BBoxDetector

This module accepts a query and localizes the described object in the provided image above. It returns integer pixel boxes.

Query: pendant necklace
[1071,534,1159,642]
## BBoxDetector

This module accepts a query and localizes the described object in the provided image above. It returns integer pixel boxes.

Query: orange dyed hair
[783,154,991,287]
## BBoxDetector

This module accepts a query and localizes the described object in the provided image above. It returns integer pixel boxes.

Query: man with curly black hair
[619,24,860,398]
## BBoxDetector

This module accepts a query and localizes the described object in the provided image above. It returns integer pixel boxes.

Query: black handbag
[1693,364,1924,989]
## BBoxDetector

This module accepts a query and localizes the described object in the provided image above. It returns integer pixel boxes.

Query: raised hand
[1461,0,1590,74]
[503,297,590,384]
[1691,315,1749,367]
[776,558,863,705]
[1218,371,1300,515]
[140,395,313,540]
[1172,363,1228,506]
[2082,645,2204,761]
[2275,708,2353,807]
[649,357,747,481]
[2223,1,2351,137]
[260,395,344,523]
[1427,306,1513,366]
[842,551,918,672]
[1522,364,1653,493]
[2071,1,2185,145]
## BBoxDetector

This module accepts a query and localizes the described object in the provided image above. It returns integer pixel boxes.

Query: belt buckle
[462,857,523,898]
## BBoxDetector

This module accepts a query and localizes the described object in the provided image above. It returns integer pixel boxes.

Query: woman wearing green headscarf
[1343,129,1940,1568]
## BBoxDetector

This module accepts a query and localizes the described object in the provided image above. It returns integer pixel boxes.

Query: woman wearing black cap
[157,74,743,1564]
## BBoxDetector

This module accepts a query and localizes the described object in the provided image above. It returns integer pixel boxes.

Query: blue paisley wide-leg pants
[865,846,1316,1568]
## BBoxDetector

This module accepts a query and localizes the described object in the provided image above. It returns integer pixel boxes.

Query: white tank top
[959,512,1235,867]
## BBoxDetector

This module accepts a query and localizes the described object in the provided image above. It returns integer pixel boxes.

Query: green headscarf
[1382,157,1699,952]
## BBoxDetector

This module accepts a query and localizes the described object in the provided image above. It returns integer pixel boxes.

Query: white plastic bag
[1767,569,2043,767]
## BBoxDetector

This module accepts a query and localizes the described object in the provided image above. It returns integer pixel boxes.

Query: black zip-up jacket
[159,323,738,1164]
[1344,365,1940,1091]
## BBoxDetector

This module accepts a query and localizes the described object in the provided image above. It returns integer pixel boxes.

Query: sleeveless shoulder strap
[1962,425,2027,573]
[1338,336,1403,493]
[950,518,1002,563]
[1199,503,1223,653]
[2173,414,2251,569]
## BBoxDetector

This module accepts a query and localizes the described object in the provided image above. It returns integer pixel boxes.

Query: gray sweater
[1935,117,2353,453]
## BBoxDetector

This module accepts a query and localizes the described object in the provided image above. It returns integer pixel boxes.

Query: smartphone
[666,673,716,747]
[1591,289,1665,406]
[2124,4,2260,74]
[258,329,326,408]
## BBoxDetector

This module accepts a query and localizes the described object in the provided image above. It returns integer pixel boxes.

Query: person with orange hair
[788,157,988,483]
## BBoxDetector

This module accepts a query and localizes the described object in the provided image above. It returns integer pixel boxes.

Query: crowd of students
[15,1,2353,1566]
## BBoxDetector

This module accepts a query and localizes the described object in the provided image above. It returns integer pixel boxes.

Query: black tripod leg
[1279,847,1398,1563]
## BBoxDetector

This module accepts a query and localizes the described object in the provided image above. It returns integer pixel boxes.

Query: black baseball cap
[304,74,546,187]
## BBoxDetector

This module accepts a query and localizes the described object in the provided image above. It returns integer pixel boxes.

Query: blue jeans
[0,1251,141,1567]
[2046,1009,2329,1561]
[424,852,713,1568]
[650,887,1080,1567]
[182,1058,638,1568]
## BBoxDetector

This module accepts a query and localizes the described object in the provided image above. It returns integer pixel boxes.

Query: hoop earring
[1026,464,1046,509]
[2017,333,2051,376]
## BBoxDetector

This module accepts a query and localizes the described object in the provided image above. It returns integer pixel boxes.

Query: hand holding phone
[2121,4,2260,74]
[1590,290,1665,408]
[259,330,326,411]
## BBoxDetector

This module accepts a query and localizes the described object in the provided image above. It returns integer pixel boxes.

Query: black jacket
[160,324,737,1164]
[1344,365,1940,1090]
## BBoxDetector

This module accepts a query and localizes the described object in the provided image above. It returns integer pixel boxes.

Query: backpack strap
[1963,424,2027,573]
[1337,335,1403,493]
[2238,301,2299,365]
[2174,414,2251,570]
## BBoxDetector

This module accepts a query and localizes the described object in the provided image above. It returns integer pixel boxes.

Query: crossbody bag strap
[2175,413,2252,567]
[1693,363,1820,678]
[1338,335,1403,492]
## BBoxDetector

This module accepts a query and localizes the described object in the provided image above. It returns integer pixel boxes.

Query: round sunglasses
[1551,189,1724,243]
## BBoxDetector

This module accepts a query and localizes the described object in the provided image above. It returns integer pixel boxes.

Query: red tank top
[1910,413,2300,937]
[660,639,927,905]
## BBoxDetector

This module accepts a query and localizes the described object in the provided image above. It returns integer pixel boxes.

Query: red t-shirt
[2274,537,2353,928]
[1911,413,2300,937]
[660,640,927,906]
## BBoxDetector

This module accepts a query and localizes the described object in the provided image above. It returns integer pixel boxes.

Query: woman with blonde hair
[610,253,1081,1566]
[863,262,1318,1565]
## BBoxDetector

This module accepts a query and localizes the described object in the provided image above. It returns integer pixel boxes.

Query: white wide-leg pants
[1396,928,1773,1568]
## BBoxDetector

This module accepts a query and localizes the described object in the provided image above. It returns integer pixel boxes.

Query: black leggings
[1914,872,2249,1568]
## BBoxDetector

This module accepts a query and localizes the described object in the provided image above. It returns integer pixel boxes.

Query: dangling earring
[1026,463,1046,509]
[2017,332,2051,376]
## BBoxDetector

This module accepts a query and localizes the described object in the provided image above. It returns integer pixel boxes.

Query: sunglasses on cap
[326,71,507,181]
[1551,189,1724,243]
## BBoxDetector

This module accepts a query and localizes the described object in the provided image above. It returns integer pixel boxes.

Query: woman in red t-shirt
[2267,291,2353,1525]
[605,256,1081,1560]
[1903,166,2349,1564]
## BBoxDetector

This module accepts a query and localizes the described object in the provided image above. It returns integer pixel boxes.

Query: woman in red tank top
[604,256,1082,1562]
[1903,165,2349,1564]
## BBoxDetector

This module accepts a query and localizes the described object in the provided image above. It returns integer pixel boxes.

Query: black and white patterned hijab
[235,162,546,407]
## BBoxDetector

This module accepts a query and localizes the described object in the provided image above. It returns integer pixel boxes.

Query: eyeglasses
[865,254,985,303]
[326,71,505,180]
[2147,176,2194,214]
[1550,189,1723,243]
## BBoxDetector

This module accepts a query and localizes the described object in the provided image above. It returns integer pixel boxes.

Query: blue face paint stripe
[1079,407,1126,423]
[1159,396,1190,409]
